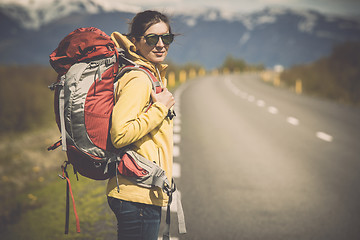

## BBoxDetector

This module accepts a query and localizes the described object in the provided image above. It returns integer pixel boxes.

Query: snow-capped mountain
[0,1,359,68]
[0,0,142,30]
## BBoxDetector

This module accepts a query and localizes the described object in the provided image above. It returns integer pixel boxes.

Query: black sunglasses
[143,33,174,46]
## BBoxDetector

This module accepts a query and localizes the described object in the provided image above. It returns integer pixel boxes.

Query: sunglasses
[143,33,174,46]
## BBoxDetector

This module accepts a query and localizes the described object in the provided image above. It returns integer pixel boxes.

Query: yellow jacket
[106,32,173,207]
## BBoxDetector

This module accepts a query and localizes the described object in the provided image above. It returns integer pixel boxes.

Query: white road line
[174,118,181,125]
[239,92,246,98]
[173,162,181,178]
[224,77,239,94]
[231,88,241,95]
[174,105,180,112]
[247,95,255,102]
[174,111,181,118]
[225,77,249,97]
[173,84,185,158]
[240,92,248,99]
[173,143,180,157]
[174,81,187,98]
[223,77,336,144]
[316,132,333,142]
[268,106,279,114]
[287,117,300,126]
[174,98,180,106]
[173,125,181,133]
[256,100,266,107]
[173,134,181,144]
[159,237,179,240]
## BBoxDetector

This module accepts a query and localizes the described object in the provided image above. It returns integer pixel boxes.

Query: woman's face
[133,21,170,64]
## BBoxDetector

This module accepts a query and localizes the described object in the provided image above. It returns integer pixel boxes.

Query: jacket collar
[111,32,168,81]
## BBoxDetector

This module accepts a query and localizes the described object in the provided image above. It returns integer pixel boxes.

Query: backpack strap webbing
[163,180,187,239]
[117,65,163,94]
[59,162,80,234]
[58,75,67,151]
[175,189,187,234]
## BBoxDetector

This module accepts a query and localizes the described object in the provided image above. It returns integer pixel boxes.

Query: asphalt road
[169,73,360,240]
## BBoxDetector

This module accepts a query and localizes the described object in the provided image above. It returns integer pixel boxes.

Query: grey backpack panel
[62,55,118,159]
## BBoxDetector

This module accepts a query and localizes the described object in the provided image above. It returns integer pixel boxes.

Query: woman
[107,10,176,240]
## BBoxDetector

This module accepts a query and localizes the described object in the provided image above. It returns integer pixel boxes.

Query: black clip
[167,109,176,120]
[58,174,65,180]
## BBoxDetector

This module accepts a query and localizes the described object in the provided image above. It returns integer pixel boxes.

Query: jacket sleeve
[110,71,169,149]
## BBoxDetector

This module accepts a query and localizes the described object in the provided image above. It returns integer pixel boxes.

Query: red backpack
[49,27,164,179]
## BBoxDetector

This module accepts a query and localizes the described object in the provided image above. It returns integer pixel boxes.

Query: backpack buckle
[48,82,61,91]
[48,76,65,91]
[164,180,176,196]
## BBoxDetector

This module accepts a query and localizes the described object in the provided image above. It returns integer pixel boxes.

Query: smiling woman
[132,22,173,64]
[127,10,174,64]
[107,10,177,240]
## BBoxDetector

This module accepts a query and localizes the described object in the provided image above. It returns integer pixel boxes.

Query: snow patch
[297,11,318,33]
[0,0,140,30]
[256,15,277,25]
[238,32,250,45]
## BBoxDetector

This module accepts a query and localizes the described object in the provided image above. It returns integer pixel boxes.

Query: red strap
[47,139,62,151]
[144,103,153,113]
[61,165,81,233]
[138,66,162,94]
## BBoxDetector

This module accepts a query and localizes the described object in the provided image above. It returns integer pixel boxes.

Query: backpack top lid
[49,27,116,75]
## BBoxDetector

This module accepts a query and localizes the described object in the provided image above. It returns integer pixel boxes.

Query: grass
[2,174,116,240]
[0,126,117,240]
[0,64,184,239]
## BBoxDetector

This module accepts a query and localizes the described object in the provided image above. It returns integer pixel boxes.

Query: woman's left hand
[150,88,175,109]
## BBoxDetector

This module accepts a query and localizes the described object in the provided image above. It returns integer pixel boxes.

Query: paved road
[169,73,360,240]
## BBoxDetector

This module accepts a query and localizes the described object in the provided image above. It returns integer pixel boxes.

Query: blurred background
[0,0,359,239]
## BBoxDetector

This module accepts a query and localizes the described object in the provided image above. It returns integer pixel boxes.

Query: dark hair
[129,10,172,41]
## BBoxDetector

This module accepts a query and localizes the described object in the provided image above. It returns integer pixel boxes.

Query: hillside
[280,41,360,105]
[0,2,360,68]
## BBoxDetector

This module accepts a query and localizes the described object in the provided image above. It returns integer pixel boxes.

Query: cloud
[1,0,359,17]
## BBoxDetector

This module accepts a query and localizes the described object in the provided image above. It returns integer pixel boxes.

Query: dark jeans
[107,197,162,240]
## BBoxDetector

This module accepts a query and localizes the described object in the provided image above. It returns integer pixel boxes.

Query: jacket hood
[111,32,168,81]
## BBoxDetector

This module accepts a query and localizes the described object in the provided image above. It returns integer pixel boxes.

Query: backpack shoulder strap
[117,65,163,94]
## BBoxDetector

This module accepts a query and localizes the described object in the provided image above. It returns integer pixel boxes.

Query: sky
[138,0,360,17]
[1,0,360,18]
[152,0,360,18]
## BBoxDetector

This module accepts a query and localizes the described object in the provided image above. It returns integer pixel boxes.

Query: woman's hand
[150,88,175,109]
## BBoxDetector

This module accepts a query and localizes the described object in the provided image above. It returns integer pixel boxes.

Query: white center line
[287,117,300,126]
[268,106,279,114]
[256,100,266,107]
[223,77,336,144]
[316,132,333,142]
[247,95,255,102]
[224,77,240,95]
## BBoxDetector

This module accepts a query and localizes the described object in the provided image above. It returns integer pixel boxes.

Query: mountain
[1,1,360,69]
